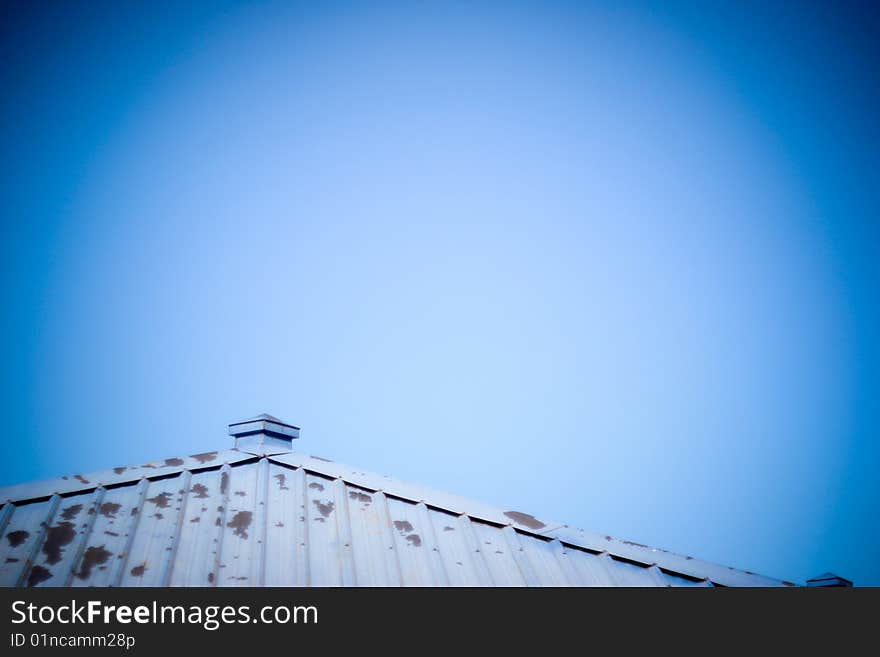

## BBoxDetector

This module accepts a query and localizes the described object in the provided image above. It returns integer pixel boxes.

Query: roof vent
[228,413,300,456]
[806,572,853,587]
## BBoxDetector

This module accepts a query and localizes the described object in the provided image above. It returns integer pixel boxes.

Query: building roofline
[0,447,795,588]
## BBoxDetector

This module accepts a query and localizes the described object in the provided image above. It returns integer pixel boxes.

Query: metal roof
[0,415,797,587]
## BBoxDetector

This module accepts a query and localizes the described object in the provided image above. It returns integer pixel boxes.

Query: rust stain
[348,491,371,504]
[393,520,414,533]
[443,526,455,532]
[406,534,422,547]
[220,472,229,495]
[503,511,546,530]
[190,517,200,523]
[275,521,284,527]
[190,483,209,499]
[104,531,119,537]
[60,504,83,521]
[27,565,52,587]
[113,467,127,475]
[191,451,218,464]
[130,507,138,516]
[76,545,112,580]
[312,500,335,518]
[234,491,246,497]
[227,511,253,539]
[310,455,333,462]
[5,557,19,563]
[130,563,147,577]
[207,572,215,583]
[308,482,324,491]
[74,475,91,485]
[274,473,289,490]
[99,502,121,518]
[164,458,184,467]
[43,522,76,565]
[152,512,164,520]
[146,492,171,508]
[622,540,650,548]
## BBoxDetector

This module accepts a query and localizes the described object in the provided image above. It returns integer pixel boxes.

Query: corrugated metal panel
[0,450,794,587]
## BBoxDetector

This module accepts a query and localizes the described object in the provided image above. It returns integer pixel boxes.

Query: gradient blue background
[1,0,878,585]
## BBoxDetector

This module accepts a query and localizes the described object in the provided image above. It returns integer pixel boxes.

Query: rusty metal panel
[29,490,105,587]
[343,486,398,586]
[427,509,481,586]
[0,499,57,586]
[168,469,222,586]
[0,450,250,504]
[118,476,187,586]
[385,496,435,586]
[303,472,342,586]
[0,441,795,587]
[215,460,260,587]
[263,462,304,586]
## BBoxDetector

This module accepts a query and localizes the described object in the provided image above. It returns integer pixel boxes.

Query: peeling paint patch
[312,500,334,518]
[503,511,546,530]
[27,565,52,587]
[43,522,76,565]
[308,482,324,491]
[146,492,171,508]
[191,484,209,499]
[99,502,121,518]
[113,467,127,475]
[274,473,289,490]
[77,545,112,580]
[348,491,371,504]
[191,452,218,464]
[406,534,422,547]
[393,520,414,533]
[164,458,184,467]
[227,511,253,539]
[130,563,147,577]
[60,504,83,521]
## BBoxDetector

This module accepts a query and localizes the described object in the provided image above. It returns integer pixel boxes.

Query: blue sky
[1,0,878,585]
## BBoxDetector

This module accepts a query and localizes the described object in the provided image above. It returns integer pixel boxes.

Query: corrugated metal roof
[0,417,796,587]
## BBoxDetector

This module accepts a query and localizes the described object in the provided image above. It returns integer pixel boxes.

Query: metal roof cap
[228,413,300,456]
[805,572,853,587]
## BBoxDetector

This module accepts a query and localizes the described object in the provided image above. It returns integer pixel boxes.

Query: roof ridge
[0,446,794,588]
